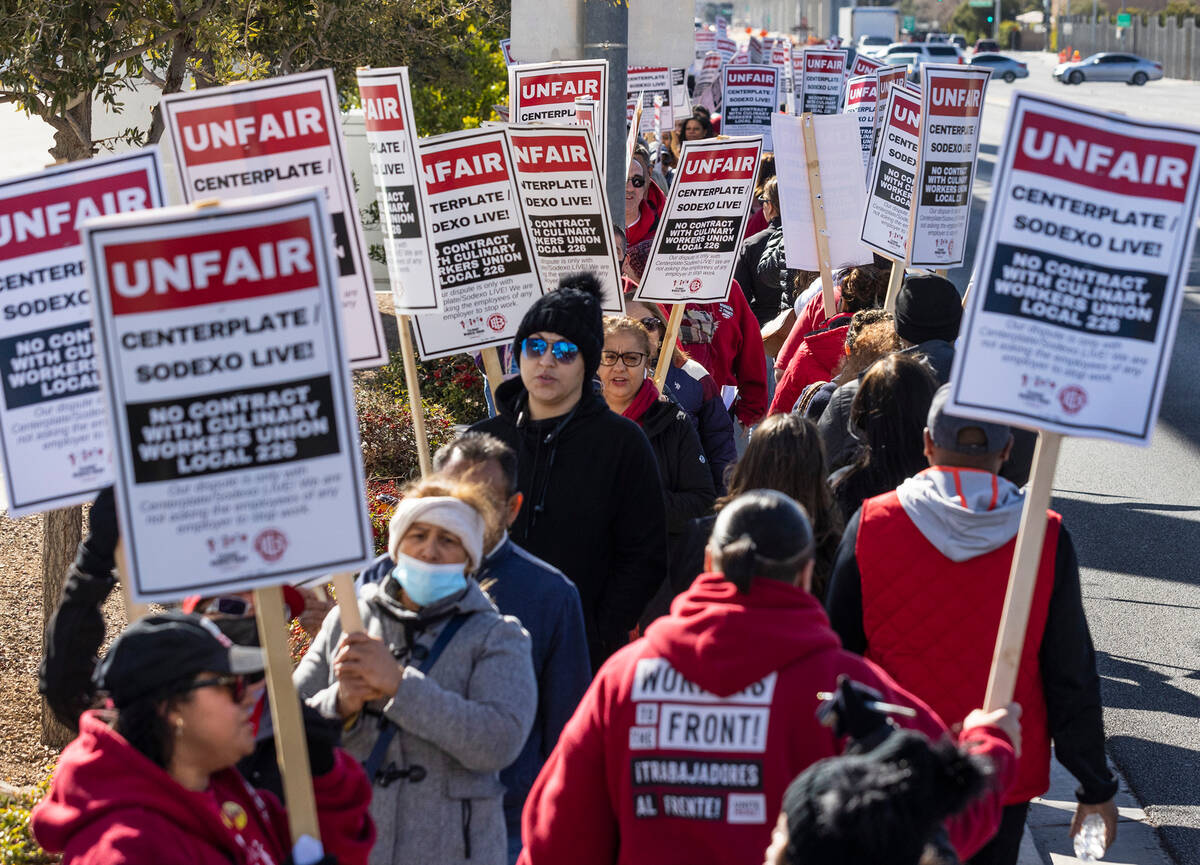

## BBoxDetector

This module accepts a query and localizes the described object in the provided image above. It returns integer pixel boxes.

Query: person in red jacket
[518,490,1019,865]
[673,282,768,428]
[769,265,889,416]
[32,613,375,865]
[825,385,1119,865]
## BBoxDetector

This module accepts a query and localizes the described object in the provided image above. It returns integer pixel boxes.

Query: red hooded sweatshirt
[769,312,853,415]
[518,573,1015,865]
[32,711,375,865]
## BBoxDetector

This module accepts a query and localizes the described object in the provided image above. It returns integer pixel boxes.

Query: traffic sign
[903,14,916,30]
[1117,12,1132,25]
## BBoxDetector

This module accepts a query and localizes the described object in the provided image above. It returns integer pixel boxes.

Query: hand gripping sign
[82,190,373,603]
[160,71,388,369]
[946,95,1200,715]
[861,85,923,263]
[412,128,544,360]
[0,149,166,516]
[908,64,992,268]
[509,60,609,173]
[843,75,880,173]
[797,48,848,116]
[355,67,438,312]
[507,125,623,313]
[633,136,763,306]
[720,66,780,151]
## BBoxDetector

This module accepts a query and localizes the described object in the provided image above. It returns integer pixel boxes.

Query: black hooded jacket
[472,379,668,669]
[636,399,716,536]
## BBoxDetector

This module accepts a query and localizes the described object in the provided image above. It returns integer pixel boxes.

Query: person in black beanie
[472,272,668,668]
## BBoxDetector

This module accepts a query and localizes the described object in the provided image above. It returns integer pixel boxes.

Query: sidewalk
[1017,749,1174,864]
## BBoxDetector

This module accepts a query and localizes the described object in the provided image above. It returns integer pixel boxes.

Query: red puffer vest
[855,491,1060,804]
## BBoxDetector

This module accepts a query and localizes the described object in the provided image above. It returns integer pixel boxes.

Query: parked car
[858,34,893,58]
[1053,52,1164,85]
[925,32,950,43]
[969,52,1029,82]
[950,33,968,49]
[882,41,964,70]
[974,38,1000,53]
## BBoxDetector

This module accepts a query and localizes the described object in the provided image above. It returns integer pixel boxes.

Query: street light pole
[584,0,629,225]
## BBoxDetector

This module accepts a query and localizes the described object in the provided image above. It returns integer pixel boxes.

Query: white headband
[387,496,485,573]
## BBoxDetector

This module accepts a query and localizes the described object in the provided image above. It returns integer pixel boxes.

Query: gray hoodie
[895,467,1025,562]
[294,579,536,865]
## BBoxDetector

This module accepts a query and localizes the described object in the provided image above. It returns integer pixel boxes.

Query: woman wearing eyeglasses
[31,612,375,865]
[598,316,715,623]
[624,145,665,253]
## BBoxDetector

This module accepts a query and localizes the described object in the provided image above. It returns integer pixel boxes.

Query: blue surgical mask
[390,552,467,607]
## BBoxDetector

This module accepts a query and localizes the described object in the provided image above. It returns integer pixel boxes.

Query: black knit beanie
[513,272,605,383]
[779,730,991,865]
[894,274,963,345]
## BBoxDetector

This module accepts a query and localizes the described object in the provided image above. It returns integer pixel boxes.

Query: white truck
[837,6,901,45]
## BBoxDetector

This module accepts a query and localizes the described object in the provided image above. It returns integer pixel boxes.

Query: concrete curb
[1017,749,1174,864]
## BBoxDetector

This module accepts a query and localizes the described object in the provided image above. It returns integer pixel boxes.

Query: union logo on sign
[488,313,507,332]
[254,528,288,562]
[1059,385,1087,415]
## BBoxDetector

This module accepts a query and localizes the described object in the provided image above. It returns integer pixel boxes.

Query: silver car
[1053,52,1163,85]
[968,53,1030,83]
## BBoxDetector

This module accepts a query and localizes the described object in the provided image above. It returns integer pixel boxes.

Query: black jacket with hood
[472,379,668,669]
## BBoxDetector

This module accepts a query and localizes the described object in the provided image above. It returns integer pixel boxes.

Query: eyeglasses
[205,596,251,617]
[522,337,580,364]
[600,350,648,367]
[183,674,248,703]
[639,316,662,333]
[627,175,646,188]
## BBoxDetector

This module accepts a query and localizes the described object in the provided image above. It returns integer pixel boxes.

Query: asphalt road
[954,52,1200,865]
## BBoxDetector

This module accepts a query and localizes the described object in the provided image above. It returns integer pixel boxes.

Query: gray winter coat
[294,579,537,865]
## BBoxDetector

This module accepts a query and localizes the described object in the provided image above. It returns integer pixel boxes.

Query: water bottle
[1073,812,1107,862]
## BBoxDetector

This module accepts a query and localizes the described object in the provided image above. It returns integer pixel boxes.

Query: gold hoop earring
[175,718,184,737]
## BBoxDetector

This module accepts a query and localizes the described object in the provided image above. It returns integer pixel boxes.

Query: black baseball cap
[927,384,1011,455]
[96,612,265,707]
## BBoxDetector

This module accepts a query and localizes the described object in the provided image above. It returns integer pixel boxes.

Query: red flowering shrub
[368,352,489,424]
[354,387,456,481]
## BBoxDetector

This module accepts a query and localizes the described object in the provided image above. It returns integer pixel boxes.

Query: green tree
[0,0,509,161]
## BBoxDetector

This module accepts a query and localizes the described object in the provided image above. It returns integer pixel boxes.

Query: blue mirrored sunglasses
[521,337,580,364]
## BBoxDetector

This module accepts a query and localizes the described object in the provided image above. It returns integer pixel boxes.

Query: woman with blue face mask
[294,478,538,865]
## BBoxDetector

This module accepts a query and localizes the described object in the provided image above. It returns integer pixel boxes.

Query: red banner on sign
[173,90,331,166]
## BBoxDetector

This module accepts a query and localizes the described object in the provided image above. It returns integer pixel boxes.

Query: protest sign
[633,136,762,306]
[671,68,691,120]
[500,39,516,67]
[356,67,437,312]
[870,65,910,159]
[861,84,922,262]
[843,74,879,172]
[507,125,622,312]
[717,36,738,63]
[160,71,387,369]
[908,64,991,268]
[83,190,373,602]
[412,128,544,359]
[0,150,166,516]
[628,66,674,134]
[574,97,599,154]
[694,30,715,71]
[849,52,886,79]
[749,36,764,64]
[797,48,847,115]
[720,66,779,150]
[694,52,722,100]
[950,93,1200,444]
[774,113,873,274]
[772,42,794,102]
[510,60,609,173]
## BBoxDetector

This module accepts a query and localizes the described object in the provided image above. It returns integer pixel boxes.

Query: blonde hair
[394,477,501,574]
[602,315,652,356]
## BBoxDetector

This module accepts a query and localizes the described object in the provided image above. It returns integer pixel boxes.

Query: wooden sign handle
[254,584,321,845]
[482,347,506,410]
[330,571,365,634]
[112,540,149,623]
[396,314,431,478]
[983,431,1064,711]
[653,304,685,392]
[883,256,906,314]
[800,114,837,320]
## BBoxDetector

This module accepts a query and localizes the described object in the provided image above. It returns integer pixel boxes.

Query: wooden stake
[883,256,906,313]
[331,571,365,634]
[482,347,505,409]
[395,314,431,478]
[653,304,685,391]
[983,431,1064,711]
[113,540,149,623]
[800,114,837,320]
[254,584,321,845]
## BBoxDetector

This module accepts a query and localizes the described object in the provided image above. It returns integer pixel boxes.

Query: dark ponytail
[708,490,815,593]
[114,689,188,769]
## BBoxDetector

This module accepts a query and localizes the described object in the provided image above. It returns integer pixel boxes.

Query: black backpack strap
[361,612,471,784]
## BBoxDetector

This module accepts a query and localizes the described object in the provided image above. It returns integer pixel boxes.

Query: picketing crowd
[19,50,1122,865]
